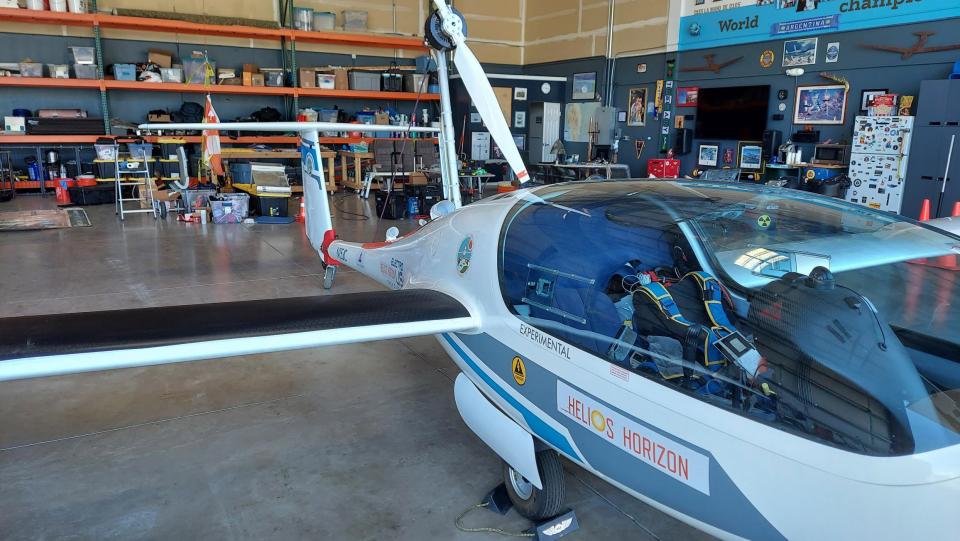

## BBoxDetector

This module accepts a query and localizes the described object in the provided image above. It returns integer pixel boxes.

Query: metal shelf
[0,7,426,51]
[0,78,440,101]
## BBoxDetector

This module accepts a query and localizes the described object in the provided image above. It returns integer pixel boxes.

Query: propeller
[428,2,530,184]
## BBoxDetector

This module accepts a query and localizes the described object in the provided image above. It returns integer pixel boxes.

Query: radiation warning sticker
[757,215,772,229]
[511,356,526,385]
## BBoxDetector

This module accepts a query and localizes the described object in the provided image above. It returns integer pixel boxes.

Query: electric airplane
[3,4,960,539]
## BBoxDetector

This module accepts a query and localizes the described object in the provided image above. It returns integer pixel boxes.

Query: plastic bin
[404,73,427,93]
[19,63,42,78]
[293,7,313,31]
[183,59,215,84]
[229,163,252,184]
[382,73,402,92]
[211,193,249,223]
[316,73,336,89]
[113,64,137,81]
[48,64,70,79]
[70,46,95,65]
[94,144,117,161]
[157,160,182,179]
[262,69,285,87]
[94,159,116,180]
[313,12,335,30]
[183,189,217,211]
[126,143,154,159]
[349,71,380,91]
[73,63,98,79]
[343,10,368,31]
[68,185,114,205]
[160,67,183,83]
[256,196,288,218]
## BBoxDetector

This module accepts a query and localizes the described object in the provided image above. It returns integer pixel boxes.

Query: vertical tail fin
[300,130,338,265]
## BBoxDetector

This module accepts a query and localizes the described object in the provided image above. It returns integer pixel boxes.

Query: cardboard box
[242,63,259,74]
[408,172,428,185]
[148,49,173,68]
[147,112,172,123]
[375,112,390,125]
[299,68,316,88]
[250,73,265,87]
[151,189,181,202]
[334,68,349,90]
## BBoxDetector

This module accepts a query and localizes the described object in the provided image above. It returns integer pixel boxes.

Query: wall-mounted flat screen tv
[695,85,770,141]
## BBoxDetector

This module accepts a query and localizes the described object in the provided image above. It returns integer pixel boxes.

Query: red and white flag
[202,94,224,176]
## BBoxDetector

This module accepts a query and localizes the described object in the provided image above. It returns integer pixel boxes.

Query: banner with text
[679,0,960,51]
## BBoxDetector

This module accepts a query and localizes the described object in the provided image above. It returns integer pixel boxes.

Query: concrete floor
[0,193,709,540]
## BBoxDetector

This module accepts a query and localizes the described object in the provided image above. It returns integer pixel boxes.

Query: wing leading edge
[0,290,475,382]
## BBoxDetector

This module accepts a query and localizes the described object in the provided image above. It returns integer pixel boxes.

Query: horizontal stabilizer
[0,290,475,382]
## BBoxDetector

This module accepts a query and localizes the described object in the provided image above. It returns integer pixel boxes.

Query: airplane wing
[0,290,476,382]
[860,44,911,55]
[919,44,960,53]
[716,56,743,69]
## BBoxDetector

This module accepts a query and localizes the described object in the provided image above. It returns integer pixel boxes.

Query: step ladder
[113,148,157,221]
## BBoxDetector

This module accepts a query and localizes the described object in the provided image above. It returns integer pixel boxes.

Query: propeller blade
[453,44,530,184]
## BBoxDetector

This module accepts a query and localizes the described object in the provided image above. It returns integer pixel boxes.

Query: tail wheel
[502,450,565,521]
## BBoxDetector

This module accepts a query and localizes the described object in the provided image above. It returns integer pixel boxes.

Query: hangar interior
[2,0,959,539]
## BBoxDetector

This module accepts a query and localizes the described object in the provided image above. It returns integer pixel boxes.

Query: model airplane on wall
[861,31,960,60]
[3,3,960,540]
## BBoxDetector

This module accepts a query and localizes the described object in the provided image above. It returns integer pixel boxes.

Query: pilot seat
[631,270,738,392]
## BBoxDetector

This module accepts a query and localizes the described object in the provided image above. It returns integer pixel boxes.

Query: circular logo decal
[457,236,474,275]
[757,215,772,229]
[590,410,607,432]
[826,43,840,62]
[688,22,701,36]
[511,356,526,385]
[805,169,817,180]
[760,50,775,68]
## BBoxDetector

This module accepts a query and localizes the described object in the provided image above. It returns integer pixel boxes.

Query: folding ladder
[114,148,157,221]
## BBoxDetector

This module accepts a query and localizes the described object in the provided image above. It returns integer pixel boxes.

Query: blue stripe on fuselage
[440,333,581,462]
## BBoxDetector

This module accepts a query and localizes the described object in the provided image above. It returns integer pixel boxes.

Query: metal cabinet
[915,80,960,127]
[902,126,960,219]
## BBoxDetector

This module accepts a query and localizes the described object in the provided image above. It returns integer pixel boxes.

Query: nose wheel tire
[502,450,566,521]
[322,264,337,289]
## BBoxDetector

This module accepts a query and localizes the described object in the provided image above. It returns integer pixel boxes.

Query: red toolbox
[647,158,681,178]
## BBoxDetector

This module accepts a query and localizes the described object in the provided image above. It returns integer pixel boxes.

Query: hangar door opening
[528,102,561,163]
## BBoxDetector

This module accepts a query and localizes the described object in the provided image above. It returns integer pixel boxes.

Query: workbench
[338,151,374,190]
[221,148,337,192]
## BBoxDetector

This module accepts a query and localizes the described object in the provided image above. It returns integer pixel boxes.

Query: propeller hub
[424,8,468,51]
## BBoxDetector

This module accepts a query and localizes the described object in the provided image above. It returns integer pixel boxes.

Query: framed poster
[627,87,647,126]
[572,72,597,100]
[782,37,818,67]
[677,86,699,107]
[514,111,526,129]
[860,88,888,111]
[738,142,764,170]
[722,147,736,165]
[617,111,627,123]
[698,144,719,167]
[514,87,528,101]
[513,134,526,151]
[794,84,848,125]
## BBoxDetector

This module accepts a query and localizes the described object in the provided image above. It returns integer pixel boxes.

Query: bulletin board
[493,87,513,127]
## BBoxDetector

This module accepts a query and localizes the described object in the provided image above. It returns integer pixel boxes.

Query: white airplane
[3,4,960,539]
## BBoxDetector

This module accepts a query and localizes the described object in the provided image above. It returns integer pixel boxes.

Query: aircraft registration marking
[557,381,710,495]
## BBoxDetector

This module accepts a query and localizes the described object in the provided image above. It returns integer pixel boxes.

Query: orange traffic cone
[952,201,960,218]
[296,196,306,223]
[919,198,931,221]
